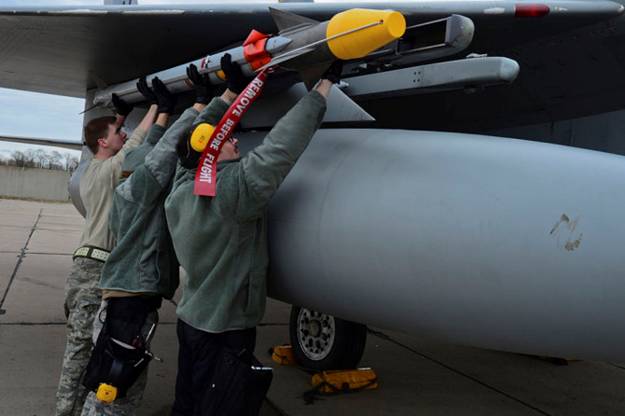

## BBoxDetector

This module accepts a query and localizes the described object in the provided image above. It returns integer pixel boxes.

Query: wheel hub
[297,308,336,361]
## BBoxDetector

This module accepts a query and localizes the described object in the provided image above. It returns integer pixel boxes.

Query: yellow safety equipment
[190,123,216,152]
[271,344,296,366]
[96,383,118,404]
[311,367,378,394]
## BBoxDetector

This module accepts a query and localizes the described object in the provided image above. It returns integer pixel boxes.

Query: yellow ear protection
[190,123,216,152]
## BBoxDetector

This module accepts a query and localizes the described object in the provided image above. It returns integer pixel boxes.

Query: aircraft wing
[0,135,81,150]
[0,1,621,97]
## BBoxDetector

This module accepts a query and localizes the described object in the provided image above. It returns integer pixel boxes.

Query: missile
[93,8,406,106]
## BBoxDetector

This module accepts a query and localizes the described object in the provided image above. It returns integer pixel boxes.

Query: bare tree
[48,150,63,170]
[12,150,27,167]
[3,148,80,171]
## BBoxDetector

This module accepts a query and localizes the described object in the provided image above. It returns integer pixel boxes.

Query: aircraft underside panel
[257,128,625,362]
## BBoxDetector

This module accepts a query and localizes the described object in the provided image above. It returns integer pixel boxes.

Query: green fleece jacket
[100,98,230,299]
[165,90,326,333]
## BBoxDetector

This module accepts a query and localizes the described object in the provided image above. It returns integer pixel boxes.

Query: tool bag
[83,296,161,400]
[200,347,273,416]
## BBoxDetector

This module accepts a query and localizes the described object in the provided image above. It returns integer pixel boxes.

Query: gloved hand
[136,77,156,104]
[111,93,133,117]
[322,60,343,84]
[186,64,214,105]
[151,77,176,114]
[220,53,248,94]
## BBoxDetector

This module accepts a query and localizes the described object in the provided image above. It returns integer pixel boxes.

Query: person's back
[167,87,328,333]
[79,127,144,251]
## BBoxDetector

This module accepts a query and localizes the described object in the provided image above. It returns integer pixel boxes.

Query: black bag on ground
[83,296,161,399]
[200,348,273,416]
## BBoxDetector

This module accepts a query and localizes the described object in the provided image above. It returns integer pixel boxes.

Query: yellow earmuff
[190,123,216,152]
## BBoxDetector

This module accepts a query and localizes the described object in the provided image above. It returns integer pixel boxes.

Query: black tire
[289,305,367,371]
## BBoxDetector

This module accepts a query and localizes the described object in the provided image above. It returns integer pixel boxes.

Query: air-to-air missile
[93,8,407,105]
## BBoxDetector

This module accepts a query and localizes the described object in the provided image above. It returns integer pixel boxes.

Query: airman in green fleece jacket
[164,58,342,415]
[99,91,228,299]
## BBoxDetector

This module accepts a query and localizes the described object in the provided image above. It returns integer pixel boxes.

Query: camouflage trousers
[56,257,103,416]
[81,299,159,416]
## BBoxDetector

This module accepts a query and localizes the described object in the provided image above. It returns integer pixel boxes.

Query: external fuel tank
[247,128,625,362]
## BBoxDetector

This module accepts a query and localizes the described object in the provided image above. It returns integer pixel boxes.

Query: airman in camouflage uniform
[56,91,157,416]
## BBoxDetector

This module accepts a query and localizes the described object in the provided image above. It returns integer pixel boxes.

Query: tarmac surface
[2,198,625,415]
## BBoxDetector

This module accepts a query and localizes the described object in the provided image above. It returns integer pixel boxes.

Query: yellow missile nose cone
[190,123,216,152]
[327,9,406,60]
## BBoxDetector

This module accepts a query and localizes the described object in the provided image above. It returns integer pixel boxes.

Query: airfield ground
[1,198,625,415]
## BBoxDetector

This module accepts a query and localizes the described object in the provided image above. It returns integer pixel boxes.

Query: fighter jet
[2,0,625,370]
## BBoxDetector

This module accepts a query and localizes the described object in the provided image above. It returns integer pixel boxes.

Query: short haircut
[84,116,116,154]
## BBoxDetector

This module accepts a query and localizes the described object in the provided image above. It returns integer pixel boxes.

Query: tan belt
[73,246,110,263]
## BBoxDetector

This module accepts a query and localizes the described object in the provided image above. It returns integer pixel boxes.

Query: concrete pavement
[2,198,625,415]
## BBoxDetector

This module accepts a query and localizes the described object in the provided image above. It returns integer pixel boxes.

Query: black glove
[111,93,133,117]
[186,64,214,105]
[151,77,176,114]
[322,60,343,84]
[136,77,156,104]
[220,53,248,94]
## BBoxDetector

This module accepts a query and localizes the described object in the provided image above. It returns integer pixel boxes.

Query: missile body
[231,128,625,362]
[93,8,406,106]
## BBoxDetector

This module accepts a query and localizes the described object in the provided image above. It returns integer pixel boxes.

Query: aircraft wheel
[289,306,367,371]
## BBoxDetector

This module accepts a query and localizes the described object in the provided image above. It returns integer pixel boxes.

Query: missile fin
[326,86,375,122]
[269,7,318,33]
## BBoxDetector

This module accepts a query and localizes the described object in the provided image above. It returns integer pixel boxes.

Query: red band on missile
[193,70,268,197]
[243,30,272,70]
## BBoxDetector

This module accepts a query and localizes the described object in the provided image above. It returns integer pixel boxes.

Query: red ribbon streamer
[194,70,268,196]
